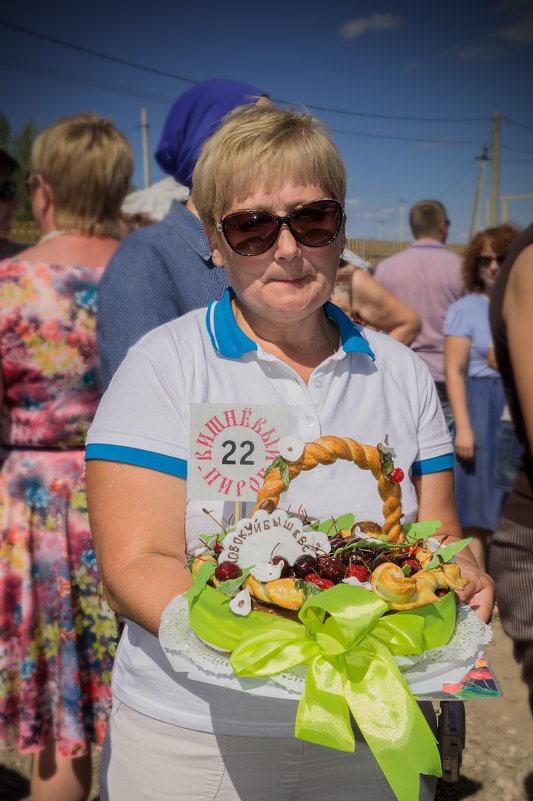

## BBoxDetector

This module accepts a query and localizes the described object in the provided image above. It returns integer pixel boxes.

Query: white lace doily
[159,593,492,699]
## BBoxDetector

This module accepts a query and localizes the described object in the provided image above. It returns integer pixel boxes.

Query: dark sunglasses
[0,179,18,202]
[216,198,344,256]
[478,255,504,268]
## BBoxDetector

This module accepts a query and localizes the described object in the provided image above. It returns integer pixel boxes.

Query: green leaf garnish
[295,578,322,599]
[215,566,253,595]
[402,520,442,544]
[313,514,355,535]
[425,537,473,570]
[183,560,216,600]
[203,530,227,547]
[263,455,290,490]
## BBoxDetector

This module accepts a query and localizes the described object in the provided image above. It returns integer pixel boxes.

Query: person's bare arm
[444,335,473,459]
[412,470,495,622]
[351,269,421,345]
[86,460,191,636]
[504,243,533,450]
[486,344,498,371]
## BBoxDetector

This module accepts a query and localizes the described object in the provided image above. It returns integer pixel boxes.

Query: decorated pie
[181,436,478,801]
[188,435,469,617]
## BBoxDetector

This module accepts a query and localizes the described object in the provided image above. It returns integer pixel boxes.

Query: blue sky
[2,0,533,243]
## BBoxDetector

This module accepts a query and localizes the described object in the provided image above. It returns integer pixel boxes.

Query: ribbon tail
[295,656,354,752]
[344,637,442,801]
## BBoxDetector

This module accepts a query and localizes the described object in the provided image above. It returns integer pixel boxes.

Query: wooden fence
[8,222,466,270]
[346,238,465,271]
[10,220,40,244]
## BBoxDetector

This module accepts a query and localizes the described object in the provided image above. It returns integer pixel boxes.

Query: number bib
[188,403,288,502]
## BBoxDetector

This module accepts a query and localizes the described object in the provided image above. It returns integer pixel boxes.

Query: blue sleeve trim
[85,443,187,478]
[411,453,454,476]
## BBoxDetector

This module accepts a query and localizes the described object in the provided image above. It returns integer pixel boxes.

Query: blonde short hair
[30,112,134,237]
[192,105,346,229]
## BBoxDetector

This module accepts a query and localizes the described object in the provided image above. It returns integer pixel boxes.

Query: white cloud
[345,200,396,221]
[493,16,533,45]
[339,13,404,40]
[455,3,533,59]
[456,44,506,60]
[345,197,363,210]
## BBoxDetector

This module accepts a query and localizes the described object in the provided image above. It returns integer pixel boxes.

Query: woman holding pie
[86,105,494,801]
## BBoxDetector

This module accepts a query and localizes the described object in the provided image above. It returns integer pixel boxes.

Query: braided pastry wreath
[190,436,468,615]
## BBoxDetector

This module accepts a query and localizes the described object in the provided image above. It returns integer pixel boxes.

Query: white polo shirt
[86,289,453,734]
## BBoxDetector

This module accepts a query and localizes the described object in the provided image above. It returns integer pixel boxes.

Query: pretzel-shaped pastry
[253,435,405,543]
[371,562,468,610]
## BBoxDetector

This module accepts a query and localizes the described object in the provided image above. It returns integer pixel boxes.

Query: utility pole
[141,108,151,189]
[377,219,384,240]
[486,112,500,226]
[398,199,407,243]
[469,146,488,241]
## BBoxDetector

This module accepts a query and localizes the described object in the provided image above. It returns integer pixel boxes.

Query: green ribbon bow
[189,584,456,801]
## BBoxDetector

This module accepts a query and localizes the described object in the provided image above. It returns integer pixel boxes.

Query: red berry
[305,574,334,590]
[272,555,291,577]
[214,561,242,581]
[293,554,319,579]
[388,467,404,484]
[400,558,420,576]
[328,533,346,551]
[317,555,346,583]
[346,564,370,582]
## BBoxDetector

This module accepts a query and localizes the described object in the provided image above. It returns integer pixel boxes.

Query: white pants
[99,698,437,801]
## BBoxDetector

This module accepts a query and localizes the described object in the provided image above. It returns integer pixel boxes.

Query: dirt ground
[0,614,532,801]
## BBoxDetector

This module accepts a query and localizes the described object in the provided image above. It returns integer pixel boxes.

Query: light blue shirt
[444,293,499,378]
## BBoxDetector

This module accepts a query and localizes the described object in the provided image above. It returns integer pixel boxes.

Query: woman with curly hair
[444,223,520,568]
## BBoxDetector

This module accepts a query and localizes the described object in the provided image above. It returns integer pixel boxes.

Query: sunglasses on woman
[216,198,344,256]
[0,179,18,202]
[478,255,504,268]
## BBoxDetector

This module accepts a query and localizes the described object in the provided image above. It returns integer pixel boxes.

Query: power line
[278,100,492,123]
[2,19,527,127]
[332,128,485,145]
[439,158,477,198]
[1,55,177,105]
[0,20,199,86]
[506,120,533,133]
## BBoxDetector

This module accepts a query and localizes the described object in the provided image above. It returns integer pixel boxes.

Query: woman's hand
[413,470,495,622]
[452,554,495,623]
[454,422,475,461]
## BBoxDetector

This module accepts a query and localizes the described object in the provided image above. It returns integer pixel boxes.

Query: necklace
[40,229,85,244]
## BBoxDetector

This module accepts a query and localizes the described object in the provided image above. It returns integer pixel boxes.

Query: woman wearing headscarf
[97,78,271,388]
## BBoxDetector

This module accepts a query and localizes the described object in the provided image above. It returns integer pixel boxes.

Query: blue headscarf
[155,78,266,190]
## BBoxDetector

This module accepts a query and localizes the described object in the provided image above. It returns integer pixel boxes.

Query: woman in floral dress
[0,113,133,801]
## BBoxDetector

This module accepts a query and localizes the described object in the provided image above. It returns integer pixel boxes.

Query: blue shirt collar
[206,289,375,360]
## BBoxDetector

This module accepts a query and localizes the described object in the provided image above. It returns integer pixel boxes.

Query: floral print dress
[0,260,118,757]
